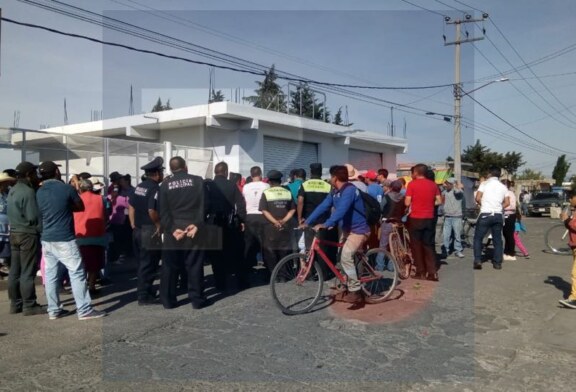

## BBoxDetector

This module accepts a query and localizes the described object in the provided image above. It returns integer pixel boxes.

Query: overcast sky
[1,0,575,175]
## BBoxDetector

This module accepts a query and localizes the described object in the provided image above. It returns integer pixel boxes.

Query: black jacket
[159,171,207,234]
[204,175,246,225]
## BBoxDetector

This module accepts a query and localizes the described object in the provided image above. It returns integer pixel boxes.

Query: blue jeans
[43,240,93,318]
[442,216,463,253]
[473,213,504,265]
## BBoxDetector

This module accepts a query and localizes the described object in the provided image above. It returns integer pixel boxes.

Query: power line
[472,28,576,129]
[451,0,484,13]
[467,94,574,155]
[433,0,465,13]
[489,19,576,121]
[397,0,449,18]
[1,15,453,92]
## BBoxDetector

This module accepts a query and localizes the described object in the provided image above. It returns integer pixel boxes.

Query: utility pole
[444,13,488,181]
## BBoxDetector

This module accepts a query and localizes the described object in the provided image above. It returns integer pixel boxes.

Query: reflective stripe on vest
[263,187,292,201]
[302,179,331,193]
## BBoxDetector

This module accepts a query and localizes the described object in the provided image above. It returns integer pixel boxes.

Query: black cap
[141,156,164,172]
[109,171,121,182]
[267,170,283,181]
[39,161,59,175]
[15,161,38,175]
[78,172,92,180]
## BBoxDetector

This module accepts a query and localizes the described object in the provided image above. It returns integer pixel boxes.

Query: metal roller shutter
[348,149,382,171]
[263,136,318,178]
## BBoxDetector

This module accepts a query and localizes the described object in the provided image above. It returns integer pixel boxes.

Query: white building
[44,102,408,178]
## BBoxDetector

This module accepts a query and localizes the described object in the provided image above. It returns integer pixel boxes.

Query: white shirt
[243,181,270,214]
[504,190,516,215]
[477,177,508,214]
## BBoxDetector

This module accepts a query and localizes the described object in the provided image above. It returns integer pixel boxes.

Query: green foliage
[461,139,524,177]
[289,83,329,121]
[515,168,544,181]
[552,154,571,186]
[333,107,344,125]
[151,97,172,112]
[244,65,287,111]
[209,90,225,103]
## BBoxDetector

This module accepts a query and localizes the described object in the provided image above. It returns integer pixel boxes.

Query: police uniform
[129,157,163,304]
[297,164,338,279]
[259,171,295,278]
[204,175,247,291]
[158,169,208,309]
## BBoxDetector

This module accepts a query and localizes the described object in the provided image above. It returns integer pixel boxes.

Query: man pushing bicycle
[299,165,370,305]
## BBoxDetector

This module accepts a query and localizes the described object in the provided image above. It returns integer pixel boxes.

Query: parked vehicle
[527,192,562,216]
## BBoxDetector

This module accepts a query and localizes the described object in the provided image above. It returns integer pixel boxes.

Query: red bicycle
[270,228,400,315]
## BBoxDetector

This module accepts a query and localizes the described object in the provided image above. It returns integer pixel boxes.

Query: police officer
[204,162,246,292]
[158,156,209,309]
[259,170,295,281]
[297,163,337,279]
[128,157,164,306]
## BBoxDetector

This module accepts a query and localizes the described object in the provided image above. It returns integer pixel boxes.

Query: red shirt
[406,178,440,219]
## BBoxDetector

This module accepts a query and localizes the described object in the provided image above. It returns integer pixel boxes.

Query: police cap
[141,157,164,172]
[267,170,283,181]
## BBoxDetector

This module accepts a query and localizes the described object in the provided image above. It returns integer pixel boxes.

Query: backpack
[355,189,384,225]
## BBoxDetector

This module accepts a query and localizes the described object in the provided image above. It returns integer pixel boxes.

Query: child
[514,208,529,258]
[559,192,576,309]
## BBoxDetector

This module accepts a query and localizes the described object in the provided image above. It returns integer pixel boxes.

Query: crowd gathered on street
[1,156,575,320]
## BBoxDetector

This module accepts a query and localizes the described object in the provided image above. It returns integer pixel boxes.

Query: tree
[289,83,330,122]
[500,151,525,178]
[209,90,225,103]
[333,107,344,125]
[461,139,524,177]
[515,168,544,181]
[244,64,287,111]
[151,97,172,112]
[552,154,571,186]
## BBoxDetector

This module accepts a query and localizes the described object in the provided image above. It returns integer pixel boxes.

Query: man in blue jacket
[301,165,370,305]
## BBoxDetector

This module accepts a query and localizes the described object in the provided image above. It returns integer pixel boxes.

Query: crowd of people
[1,157,574,317]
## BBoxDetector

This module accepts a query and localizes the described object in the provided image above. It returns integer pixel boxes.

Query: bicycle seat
[385,218,403,224]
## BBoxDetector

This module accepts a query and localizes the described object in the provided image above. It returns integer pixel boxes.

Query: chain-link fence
[0,127,214,186]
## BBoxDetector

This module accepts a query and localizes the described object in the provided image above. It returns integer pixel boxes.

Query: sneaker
[559,299,576,309]
[340,290,364,304]
[9,306,22,314]
[78,309,107,320]
[524,254,530,259]
[473,261,482,270]
[493,263,502,270]
[138,297,160,306]
[455,251,465,258]
[503,255,517,261]
[49,309,71,320]
[23,304,47,316]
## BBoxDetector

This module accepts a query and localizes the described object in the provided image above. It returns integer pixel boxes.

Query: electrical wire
[397,0,449,18]
[466,94,574,155]
[16,0,453,90]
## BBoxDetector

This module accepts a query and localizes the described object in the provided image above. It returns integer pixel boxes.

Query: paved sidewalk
[0,217,573,391]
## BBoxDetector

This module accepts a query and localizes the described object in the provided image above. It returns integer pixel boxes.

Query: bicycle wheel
[270,253,325,315]
[357,248,399,303]
[462,220,475,248]
[389,232,410,280]
[545,224,572,255]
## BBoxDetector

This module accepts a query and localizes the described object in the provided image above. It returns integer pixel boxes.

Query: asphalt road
[0,217,573,391]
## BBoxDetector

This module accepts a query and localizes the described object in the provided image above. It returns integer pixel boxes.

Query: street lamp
[452,77,508,181]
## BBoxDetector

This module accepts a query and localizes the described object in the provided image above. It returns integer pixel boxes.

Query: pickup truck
[526,192,562,216]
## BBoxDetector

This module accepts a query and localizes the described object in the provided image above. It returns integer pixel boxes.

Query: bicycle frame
[295,232,382,285]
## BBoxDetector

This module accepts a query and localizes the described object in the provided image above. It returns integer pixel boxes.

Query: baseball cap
[39,161,59,175]
[364,170,378,181]
[267,170,283,181]
[445,177,456,185]
[15,161,38,175]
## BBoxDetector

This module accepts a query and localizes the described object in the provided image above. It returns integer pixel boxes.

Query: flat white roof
[44,102,408,150]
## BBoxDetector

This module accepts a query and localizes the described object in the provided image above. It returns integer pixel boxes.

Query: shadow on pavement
[544,276,571,297]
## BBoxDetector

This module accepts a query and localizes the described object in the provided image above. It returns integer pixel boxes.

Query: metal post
[164,141,173,175]
[454,21,462,182]
[103,138,109,192]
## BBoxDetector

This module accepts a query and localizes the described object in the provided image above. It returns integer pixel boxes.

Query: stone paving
[0,217,573,391]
